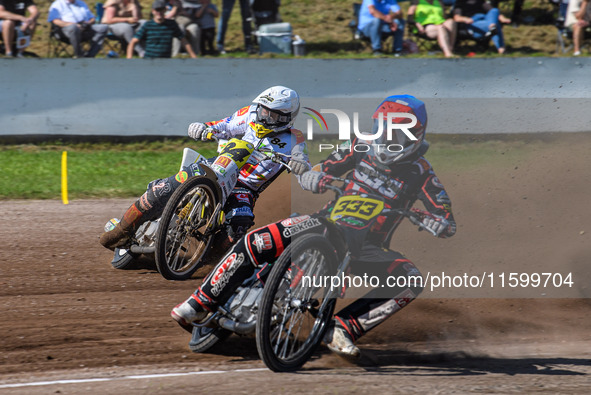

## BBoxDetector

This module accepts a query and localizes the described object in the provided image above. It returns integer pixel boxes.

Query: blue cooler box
[257,23,293,54]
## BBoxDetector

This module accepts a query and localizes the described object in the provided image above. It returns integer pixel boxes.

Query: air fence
[1,57,590,139]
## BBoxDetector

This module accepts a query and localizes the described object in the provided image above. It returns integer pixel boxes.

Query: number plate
[330,195,384,222]
[217,138,255,168]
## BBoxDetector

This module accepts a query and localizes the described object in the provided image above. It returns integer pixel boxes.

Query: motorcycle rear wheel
[155,176,220,280]
[256,233,338,372]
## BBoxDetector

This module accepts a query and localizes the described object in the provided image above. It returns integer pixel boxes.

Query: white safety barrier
[0,58,590,137]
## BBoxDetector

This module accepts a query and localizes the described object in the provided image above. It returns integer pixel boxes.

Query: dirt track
[1,134,590,393]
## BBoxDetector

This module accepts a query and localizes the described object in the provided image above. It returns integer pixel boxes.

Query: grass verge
[0,133,570,200]
[0,139,218,200]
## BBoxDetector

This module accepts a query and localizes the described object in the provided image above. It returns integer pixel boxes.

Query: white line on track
[0,368,268,389]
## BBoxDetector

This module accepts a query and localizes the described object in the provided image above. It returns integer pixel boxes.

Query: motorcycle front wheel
[256,233,338,372]
[155,176,220,280]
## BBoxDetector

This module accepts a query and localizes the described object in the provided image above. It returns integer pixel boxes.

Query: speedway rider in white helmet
[100,86,310,251]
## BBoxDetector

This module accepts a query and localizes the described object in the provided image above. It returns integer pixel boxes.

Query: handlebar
[258,147,293,172]
[323,175,438,236]
[204,127,219,142]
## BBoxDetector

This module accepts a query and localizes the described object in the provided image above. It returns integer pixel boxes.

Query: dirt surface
[1,134,590,393]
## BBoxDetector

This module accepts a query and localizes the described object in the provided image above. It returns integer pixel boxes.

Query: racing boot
[171,294,208,333]
[99,199,145,250]
[323,320,361,360]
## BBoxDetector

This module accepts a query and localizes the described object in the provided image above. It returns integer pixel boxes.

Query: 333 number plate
[330,195,384,222]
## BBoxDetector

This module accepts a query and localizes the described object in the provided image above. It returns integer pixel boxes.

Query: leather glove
[288,151,311,175]
[300,171,331,194]
[421,214,450,237]
[188,122,212,141]
[289,159,310,175]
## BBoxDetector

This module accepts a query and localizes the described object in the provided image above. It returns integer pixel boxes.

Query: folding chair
[95,2,127,57]
[449,3,492,52]
[556,8,570,53]
[47,22,74,57]
[557,0,591,54]
[406,22,441,53]
[0,20,37,57]
[406,3,443,54]
[347,3,372,51]
[454,23,491,51]
[556,22,591,53]
[0,35,15,55]
[348,2,362,40]
[350,2,410,53]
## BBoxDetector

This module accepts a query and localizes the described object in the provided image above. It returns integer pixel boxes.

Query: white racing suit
[126,104,309,241]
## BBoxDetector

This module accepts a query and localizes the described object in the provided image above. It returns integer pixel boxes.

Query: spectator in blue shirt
[47,0,109,58]
[358,0,406,56]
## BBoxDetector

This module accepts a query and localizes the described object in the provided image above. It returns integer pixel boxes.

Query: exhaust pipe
[129,245,156,254]
[217,317,256,335]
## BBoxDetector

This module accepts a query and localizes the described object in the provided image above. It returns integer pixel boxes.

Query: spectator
[506,0,524,26]
[357,0,406,56]
[453,0,511,54]
[251,0,281,28]
[127,0,197,58]
[47,0,109,58]
[194,0,218,55]
[407,0,456,57]
[101,0,145,57]
[164,0,178,19]
[216,0,254,54]
[0,0,39,57]
[171,0,201,56]
[566,0,591,55]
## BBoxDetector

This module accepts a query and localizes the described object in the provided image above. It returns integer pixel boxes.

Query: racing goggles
[256,105,291,127]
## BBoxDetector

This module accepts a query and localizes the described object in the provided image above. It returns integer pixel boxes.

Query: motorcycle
[105,129,292,281]
[187,176,435,372]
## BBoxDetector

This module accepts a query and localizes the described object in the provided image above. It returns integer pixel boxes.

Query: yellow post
[61,151,69,205]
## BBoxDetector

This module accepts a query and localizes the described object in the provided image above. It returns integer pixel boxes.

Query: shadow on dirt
[314,349,591,376]
[188,335,330,366]
[185,338,591,376]
[192,335,260,362]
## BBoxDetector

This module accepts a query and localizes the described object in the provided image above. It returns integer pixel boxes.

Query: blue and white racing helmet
[370,95,427,164]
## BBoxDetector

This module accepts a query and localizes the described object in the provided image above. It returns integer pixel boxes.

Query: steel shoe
[171,296,208,333]
[100,200,144,250]
[324,322,361,359]
[99,223,132,250]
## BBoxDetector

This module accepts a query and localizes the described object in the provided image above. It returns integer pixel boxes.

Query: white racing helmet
[370,95,427,165]
[252,86,300,138]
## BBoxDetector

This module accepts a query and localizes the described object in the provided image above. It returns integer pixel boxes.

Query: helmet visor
[256,105,291,127]
[371,119,416,147]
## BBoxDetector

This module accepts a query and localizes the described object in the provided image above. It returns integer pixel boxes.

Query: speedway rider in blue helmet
[171,94,456,359]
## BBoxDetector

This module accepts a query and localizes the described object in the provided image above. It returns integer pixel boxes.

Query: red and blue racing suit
[189,138,456,341]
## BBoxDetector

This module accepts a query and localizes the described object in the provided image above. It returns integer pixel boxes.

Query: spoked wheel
[256,233,338,372]
[188,325,232,353]
[155,176,220,280]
